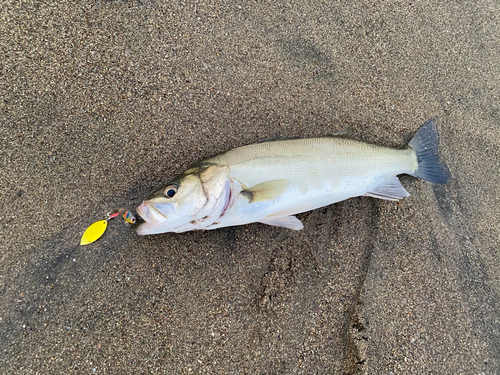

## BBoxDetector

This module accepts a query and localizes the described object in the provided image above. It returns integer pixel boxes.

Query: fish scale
[209,138,416,192]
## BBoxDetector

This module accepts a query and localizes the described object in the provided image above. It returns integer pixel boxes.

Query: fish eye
[164,185,177,198]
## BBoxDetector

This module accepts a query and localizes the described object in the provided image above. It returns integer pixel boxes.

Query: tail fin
[408,118,451,184]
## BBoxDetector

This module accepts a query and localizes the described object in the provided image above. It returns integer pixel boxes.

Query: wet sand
[1,0,499,373]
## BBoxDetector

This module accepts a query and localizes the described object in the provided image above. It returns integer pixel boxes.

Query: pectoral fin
[364,176,410,201]
[259,215,303,230]
[241,179,290,203]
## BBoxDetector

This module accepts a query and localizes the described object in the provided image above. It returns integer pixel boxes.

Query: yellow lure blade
[80,220,108,245]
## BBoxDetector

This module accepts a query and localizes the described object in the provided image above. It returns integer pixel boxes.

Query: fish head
[136,164,230,235]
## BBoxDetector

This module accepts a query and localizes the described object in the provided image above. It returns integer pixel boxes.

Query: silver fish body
[136,119,450,235]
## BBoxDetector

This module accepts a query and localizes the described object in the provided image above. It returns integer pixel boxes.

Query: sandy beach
[1,0,499,373]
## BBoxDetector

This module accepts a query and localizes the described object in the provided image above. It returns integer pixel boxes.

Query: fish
[136,118,450,235]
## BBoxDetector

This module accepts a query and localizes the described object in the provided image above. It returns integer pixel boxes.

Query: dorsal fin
[253,136,301,144]
[327,128,355,139]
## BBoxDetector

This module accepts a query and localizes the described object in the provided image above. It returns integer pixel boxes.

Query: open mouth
[136,201,168,224]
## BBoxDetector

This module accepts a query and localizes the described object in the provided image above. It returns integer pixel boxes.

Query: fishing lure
[122,211,136,224]
[80,212,119,246]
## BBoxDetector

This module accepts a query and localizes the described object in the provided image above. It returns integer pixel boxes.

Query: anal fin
[259,215,303,230]
[364,176,410,201]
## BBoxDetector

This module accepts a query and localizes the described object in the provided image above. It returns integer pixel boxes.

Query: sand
[1,0,499,373]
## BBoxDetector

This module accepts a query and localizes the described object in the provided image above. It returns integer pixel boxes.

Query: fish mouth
[136,220,161,235]
[136,201,168,224]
